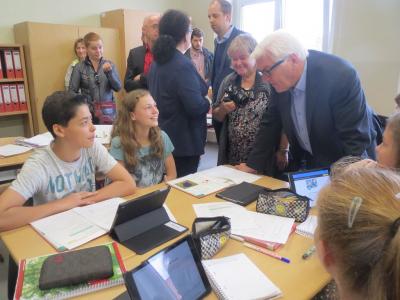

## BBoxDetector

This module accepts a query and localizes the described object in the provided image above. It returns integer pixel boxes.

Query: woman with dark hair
[148,10,210,177]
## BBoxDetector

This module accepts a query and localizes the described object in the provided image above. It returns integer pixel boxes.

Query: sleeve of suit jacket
[246,93,283,175]
[330,67,373,157]
[124,48,146,92]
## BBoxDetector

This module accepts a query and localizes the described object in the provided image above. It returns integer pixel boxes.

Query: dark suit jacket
[247,50,377,175]
[124,45,148,92]
[148,50,210,157]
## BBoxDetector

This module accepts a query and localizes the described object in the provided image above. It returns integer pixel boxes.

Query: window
[238,0,333,52]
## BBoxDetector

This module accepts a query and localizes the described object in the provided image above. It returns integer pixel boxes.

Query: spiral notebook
[13,242,125,300]
[202,253,282,300]
[295,216,318,238]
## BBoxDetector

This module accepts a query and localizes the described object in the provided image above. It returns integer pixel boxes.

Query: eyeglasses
[260,55,289,77]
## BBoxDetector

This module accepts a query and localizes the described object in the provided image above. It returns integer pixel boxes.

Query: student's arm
[0,188,96,232]
[84,163,136,203]
[164,154,177,181]
[104,61,122,92]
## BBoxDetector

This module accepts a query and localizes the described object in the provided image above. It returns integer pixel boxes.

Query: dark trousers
[212,119,222,144]
[174,155,200,178]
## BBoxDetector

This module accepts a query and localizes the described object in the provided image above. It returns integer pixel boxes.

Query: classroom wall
[331,0,400,116]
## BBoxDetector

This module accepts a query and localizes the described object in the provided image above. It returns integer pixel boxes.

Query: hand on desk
[57,191,97,210]
[235,163,257,174]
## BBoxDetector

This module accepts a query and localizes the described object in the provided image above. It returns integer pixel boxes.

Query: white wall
[0,0,182,43]
[331,0,400,116]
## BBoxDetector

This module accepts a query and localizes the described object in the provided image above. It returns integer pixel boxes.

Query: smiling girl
[110,89,176,187]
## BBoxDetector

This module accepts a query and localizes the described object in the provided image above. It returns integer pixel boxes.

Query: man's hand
[236,163,257,174]
[134,74,141,81]
[275,150,289,171]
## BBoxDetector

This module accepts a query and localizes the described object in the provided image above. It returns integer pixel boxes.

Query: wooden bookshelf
[0,44,34,137]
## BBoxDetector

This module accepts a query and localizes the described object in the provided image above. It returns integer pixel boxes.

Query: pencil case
[191,216,231,260]
[256,188,310,222]
[39,245,114,290]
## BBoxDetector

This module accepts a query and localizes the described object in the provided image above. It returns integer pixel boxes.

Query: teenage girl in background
[64,38,86,90]
[109,89,176,187]
[346,112,400,170]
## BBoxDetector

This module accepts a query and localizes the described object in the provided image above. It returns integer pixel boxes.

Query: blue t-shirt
[109,130,174,187]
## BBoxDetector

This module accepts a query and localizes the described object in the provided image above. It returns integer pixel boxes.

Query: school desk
[0,175,330,300]
[0,137,32,171]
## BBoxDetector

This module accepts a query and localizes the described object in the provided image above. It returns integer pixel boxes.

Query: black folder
[109,187,188,254]
[216,182,269,206]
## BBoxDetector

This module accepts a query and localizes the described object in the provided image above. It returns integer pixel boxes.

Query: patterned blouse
[215,72,271,164]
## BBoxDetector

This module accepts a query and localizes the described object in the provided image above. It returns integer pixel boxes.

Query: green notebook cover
[14,242,125,300]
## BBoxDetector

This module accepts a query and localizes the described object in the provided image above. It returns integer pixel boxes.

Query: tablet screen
[124,237,210,300]
[290,169,330,207]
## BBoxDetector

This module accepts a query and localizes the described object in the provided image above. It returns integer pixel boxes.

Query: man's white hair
[251,29,308,62]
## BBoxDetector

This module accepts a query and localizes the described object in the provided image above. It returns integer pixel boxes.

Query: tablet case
[39,245,113,290]
[216,182,269,206]
[110,187,188,254]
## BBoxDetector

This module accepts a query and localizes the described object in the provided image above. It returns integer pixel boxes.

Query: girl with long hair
[110,89,176,187]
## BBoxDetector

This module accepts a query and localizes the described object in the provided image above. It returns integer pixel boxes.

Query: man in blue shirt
[208,0,243,142]
[238,30,378,175]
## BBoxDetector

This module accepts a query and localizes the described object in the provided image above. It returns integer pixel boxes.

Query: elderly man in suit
[238,30,377,175]
[124,14,161,92]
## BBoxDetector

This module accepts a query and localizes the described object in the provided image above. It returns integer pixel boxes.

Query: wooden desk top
[0,137,33,170]
[1,175,330,300]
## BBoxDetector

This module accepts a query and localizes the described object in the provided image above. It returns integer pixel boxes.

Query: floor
[0,141,218,300]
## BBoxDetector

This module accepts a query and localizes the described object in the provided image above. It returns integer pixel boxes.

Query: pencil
[243,242,290,264]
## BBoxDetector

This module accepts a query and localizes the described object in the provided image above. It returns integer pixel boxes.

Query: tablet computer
[216,182,269,206]
[109,187,188,255]
[123,236,211,300]
[288,168,330,207]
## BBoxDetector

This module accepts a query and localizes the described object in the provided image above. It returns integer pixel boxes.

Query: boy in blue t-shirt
[0,91,136,232]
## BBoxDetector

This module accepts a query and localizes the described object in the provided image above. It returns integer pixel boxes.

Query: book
[296,215,317,238]
[0,144,32,157]
[16,132,54,148]
[202,253,282,300]
[14,242,126,300]
[30,198,124,251]
[236,223,297,251]
[168,166,261,197]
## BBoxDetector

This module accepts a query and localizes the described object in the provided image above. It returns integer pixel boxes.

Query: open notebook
[202,253,282,300]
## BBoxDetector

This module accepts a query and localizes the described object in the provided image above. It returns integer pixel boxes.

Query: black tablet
[123,236,211,300]
[288,168,330,207]
[216,181,269,206]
